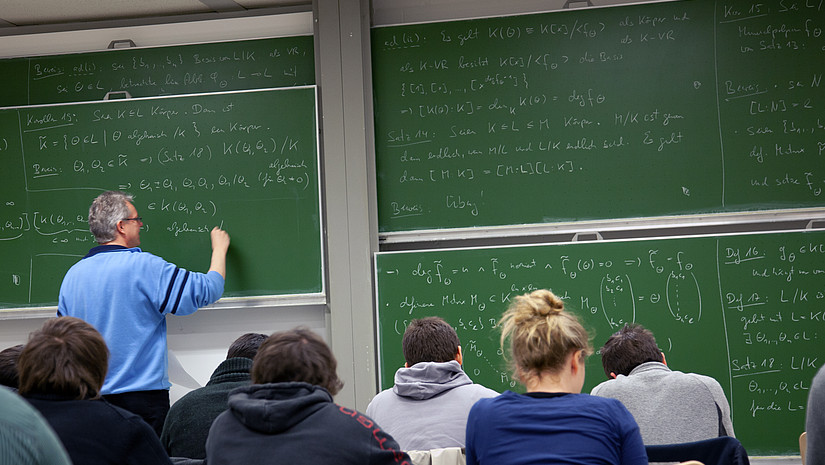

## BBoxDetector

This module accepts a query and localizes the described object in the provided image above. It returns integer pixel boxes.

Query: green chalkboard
[0,87,322,308]
[0,36,314,106]
[376,229,825,454]
[372,0,825,232]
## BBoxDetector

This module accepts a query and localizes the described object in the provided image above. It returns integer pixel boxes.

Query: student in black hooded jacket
[205,327,410,465]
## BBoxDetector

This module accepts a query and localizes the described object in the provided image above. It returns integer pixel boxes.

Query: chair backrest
[645,436,749,465]
[406,447,466,465]
[169,458,205,465]
[800,432,807,465]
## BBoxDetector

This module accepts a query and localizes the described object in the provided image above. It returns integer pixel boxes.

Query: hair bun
[528,289,564,316]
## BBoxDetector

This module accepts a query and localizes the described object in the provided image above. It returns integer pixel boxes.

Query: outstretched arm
[208,227,230,278]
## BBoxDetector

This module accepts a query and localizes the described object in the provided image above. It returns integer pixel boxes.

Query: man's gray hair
[88,191,133,243]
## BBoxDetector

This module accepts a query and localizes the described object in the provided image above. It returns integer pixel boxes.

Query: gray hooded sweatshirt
[366,360,498,451]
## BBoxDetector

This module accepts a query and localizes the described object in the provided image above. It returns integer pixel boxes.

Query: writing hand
[210,227,230,252]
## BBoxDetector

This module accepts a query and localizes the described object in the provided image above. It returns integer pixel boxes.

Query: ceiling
[0,0,310,30]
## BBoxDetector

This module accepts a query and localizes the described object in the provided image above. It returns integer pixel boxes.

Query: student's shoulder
[469,390,514,414]
[579,392,634,416]
[456,382,499,399]
[590,377,626,396]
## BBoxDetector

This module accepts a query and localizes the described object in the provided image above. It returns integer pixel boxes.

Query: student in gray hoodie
[366,317,498,451]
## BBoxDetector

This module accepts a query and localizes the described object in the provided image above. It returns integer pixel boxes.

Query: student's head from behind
[227,333,268,360]
[600,323,663,379]
[0,344,24,389]
[402,316,461,367]
[18,317,109,400]
[499,289,593,388]
[251,327,344,395]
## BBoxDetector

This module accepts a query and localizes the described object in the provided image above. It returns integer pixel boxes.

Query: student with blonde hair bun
[465,289,647,465]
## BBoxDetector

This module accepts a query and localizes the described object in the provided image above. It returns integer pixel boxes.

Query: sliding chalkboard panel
[372,1,825,232]
[0,36,314,106]
[376,229,825,454]
[0,87,322,308]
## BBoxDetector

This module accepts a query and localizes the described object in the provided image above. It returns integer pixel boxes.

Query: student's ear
[609,372,617,379]
[404,363,409,368]
[455,346,463,365]
[661,352,667,366]
[570,350,585,374]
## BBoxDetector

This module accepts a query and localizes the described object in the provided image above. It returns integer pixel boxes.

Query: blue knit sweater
[58,245,224,394]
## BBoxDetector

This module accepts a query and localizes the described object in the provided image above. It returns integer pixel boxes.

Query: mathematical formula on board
[372,0,825,232]
[376,230,825,453]
[0,36,315,106]
[0,88,323,307]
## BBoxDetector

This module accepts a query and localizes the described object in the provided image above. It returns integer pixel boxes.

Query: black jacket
[25,393,172,465]
[161,357,253,459]
[205,382,410,465]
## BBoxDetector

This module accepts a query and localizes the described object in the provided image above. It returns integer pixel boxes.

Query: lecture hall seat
[406,447,465,465]
[645,436,749,465]
[801,432,807,465]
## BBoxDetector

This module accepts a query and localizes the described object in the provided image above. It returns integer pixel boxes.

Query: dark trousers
[104,389,170,437]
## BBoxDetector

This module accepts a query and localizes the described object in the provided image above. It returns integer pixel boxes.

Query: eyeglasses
[121,216,143,223]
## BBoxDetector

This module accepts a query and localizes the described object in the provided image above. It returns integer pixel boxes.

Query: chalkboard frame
[379,208,825,244]
[0,85,327,316]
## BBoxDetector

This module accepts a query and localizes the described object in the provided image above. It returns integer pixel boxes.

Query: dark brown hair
[18,317,109,400]
[0,344,24,389]
[499,289,593,385]
[402,317,460,366]
[599,323,663,378]
[252,327,344,395]
[227,333,268,360]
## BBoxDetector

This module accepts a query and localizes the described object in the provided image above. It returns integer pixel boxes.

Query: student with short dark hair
[161,332,267,459]
[205,327,410,465]
[402,316,461,365]
[591,323,734,445]
[598,324,663,378]
[19,317,172,465]
[466,290,647,465]
[0,344,24,389]
[367,317,497,450]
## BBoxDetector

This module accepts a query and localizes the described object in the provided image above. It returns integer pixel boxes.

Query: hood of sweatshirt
[226,382,331,434]
[392,360,473,400]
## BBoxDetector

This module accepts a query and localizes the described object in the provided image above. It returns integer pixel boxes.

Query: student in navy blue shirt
[466,289,647,465]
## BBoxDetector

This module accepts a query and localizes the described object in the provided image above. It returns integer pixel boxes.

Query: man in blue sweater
[58,190,230,436]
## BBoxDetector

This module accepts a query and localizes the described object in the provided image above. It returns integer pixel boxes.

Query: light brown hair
[18,317,109,400]
[499,289,593,385]
[252,327,344,395]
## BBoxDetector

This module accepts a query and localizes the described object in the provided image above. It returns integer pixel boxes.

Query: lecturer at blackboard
[57,190,230,435]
